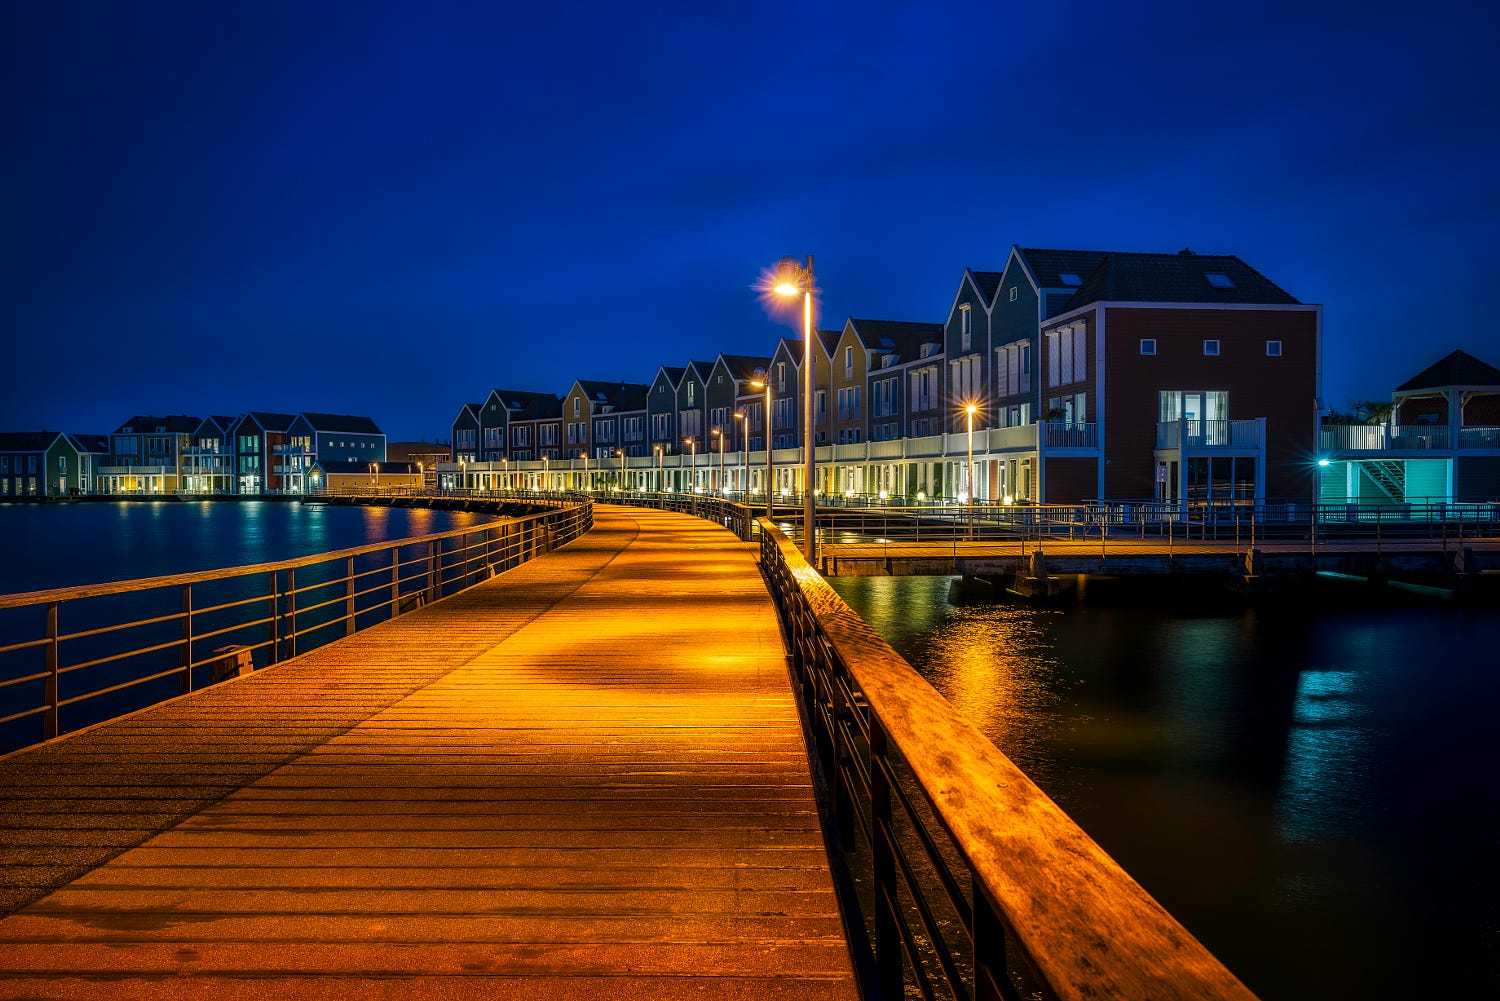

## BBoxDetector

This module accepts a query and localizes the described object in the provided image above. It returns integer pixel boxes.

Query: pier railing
[0,500,591,751]
[757,518,1254,1001]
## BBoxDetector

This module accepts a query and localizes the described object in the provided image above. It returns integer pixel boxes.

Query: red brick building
[1037,251,1320,504]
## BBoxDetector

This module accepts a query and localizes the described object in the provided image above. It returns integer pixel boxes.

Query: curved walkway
[0,505,854,999]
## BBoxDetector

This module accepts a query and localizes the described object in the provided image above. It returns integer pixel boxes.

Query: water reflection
[0,501,484,593]
[829,575,1500,999]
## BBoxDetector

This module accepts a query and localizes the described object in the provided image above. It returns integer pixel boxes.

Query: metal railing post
[390,546,400,616]
[346,557,356,635]
[286,568,297,658]
[181,584,194,693]
[869,719,902,1000]
[269,571,280,664]
[43,602,59,739]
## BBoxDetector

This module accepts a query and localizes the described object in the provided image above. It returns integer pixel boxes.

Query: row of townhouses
[0,412,393,498]
[445,246,1500,506]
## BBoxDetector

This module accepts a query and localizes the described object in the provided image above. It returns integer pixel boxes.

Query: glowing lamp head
[965,403,978,417]
[773,282,799,298]
[1317,458,1331,468]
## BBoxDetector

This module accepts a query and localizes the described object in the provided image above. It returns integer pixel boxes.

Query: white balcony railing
[1318,424,1451,451]
[1157,419,1264,450]
[986,424,1039,451]
[1459,426,1500,449]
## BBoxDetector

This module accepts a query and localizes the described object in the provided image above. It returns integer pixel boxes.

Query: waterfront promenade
[0,506,855,998]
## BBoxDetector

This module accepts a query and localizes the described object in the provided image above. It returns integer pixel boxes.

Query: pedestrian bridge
[0,501,1252,999]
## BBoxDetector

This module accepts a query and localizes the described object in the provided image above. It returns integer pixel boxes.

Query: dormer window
[1205,272,1235,289]
[1009,287,1018,302]
[959,305,972,351]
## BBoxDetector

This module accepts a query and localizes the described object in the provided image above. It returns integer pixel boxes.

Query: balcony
[1459,426,1500,449]
[1319,424,1450,452]
[1156,419,1264,451]
[1042,422,1096,449]
[986,424,1039,452]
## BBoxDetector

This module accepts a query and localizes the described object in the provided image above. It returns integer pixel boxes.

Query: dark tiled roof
[0,431,64,452]
[1062,251,1300,311]
[242,411,298,432]
[1395,350,1500,392]
[316,460,419,475]
[578,380,650,411]
[968,269,1003,304]
[301,412,384,435]
[717,354,772,381]
[848,319,944,354]
[773,338,802,364]
[490,389,559,415]
[687,360,716,381]
[817,329,842,354]
[657,366,686,387]
[113,415,202,435]
[1016,248,1115,289]
[68,433,111,453]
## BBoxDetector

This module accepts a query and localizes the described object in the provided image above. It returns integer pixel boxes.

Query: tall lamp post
[964,403,978,539]
[542,454,549,494]
[654,444,663,493]
[711,427,726,495]
[769,256,817,560]
[734,411,749,499]
[617,448,626,491]
[749,379,773,520]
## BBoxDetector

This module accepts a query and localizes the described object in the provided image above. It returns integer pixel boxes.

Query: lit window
[1059,273,1081,287]
[1205,272,1235,289]
[1203,339,1221,356]
[1266,340,1283,357]
[1009,287,1018,302]
[1139,339,1157,356]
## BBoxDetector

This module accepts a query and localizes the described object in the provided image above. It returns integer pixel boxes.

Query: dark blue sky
[7,1,1498,439]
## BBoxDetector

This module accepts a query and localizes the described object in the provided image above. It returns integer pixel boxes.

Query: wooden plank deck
[0,505,855,999]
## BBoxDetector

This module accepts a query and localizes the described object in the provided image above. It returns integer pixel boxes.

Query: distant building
[66,434,110,496]
[0,432,83,497]
[230,412,297,495]
[1319,349,1500,504]
[311,460,422,494]
[282,413,387,494]
[182,416,238,495]
[98,415,200,494]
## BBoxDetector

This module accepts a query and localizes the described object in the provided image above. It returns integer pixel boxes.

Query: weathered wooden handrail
[756,517,1255,1001]
[0,500,593,750]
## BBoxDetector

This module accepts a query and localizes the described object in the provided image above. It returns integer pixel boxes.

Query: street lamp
[963,402,979,539]
[710,427,725,495]
[617,448,626,490]
[654,444,663,493]
[749,379,773,520]
[768,255,817,559]
[542,454,549,494]
[580,450,590,493]
[734,411,749,499]
[684,436,696,493]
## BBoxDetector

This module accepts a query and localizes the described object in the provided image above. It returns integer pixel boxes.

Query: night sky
[7,2,1498,440]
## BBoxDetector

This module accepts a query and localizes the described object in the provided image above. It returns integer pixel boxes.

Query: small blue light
[1317,458,1331,468]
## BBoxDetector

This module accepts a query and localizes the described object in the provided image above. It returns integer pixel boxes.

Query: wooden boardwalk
[0,506,855,999]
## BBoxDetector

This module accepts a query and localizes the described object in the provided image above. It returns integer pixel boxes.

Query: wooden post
[181,585,194,694]
[345,556,356,636]
[43,602,59,740]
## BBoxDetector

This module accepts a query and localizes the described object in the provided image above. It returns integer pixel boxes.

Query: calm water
[828,576,1500,999]
[0,500,485,593]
